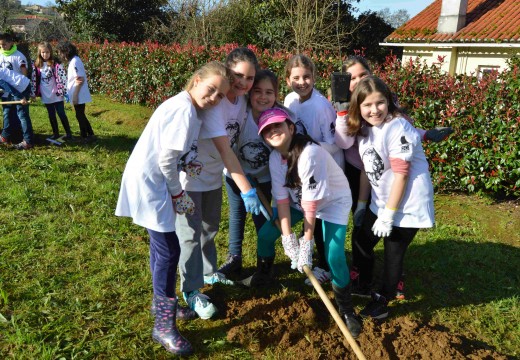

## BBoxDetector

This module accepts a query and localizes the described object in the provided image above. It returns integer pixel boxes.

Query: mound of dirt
[224,289,506,359]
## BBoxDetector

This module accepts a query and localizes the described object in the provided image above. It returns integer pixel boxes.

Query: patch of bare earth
[224,289,507,359]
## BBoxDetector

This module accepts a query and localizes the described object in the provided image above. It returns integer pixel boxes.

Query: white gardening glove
[281,233,299,269]
[353,200,367,227]
[297,237,314,273]
[172,191,195,215]
[425,127,454,142]
[372,207,396,237]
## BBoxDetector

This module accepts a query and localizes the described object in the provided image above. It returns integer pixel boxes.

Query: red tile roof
[385,0,520,43]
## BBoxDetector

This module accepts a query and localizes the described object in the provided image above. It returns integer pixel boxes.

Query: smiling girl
[116,61,231,356]
[346,75,434,320]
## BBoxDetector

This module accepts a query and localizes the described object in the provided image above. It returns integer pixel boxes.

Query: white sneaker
[304,267,332,286]
[203,272,235,286]
[183,290,217,319]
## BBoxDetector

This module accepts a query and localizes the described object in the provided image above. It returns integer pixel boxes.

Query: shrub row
[75,42,519,197]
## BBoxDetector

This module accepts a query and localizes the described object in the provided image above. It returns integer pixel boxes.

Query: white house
[380,0,520,76]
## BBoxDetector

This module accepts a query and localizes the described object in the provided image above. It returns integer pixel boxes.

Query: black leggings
[73,104,94,138]
[355,209,418,299]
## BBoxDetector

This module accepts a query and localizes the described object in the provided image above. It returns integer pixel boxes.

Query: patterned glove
[184,163,202,178]
[172,191,195,215]
[240,188,263,216]
[425,127,454,142]
[297,237,314,273]
[372,207,396,237]
[353,200,367,227]
[281,233,299,269]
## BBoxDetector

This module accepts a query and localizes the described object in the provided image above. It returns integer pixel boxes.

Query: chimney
[437,0,468,34]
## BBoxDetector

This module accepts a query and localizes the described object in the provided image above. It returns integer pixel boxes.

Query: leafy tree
[56,0,168,42]
[376,8,410,29]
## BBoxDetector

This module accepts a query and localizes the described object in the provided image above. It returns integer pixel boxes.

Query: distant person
[31,41,72,140]
[0,32,34,150]
[56,40,95,143]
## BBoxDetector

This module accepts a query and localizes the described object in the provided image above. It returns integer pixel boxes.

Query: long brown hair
[347,76,402,137]
[34,42,58,69]
[185,61,231,91]
[285,123,319,189]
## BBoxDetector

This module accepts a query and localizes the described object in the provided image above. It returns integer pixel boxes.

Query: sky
[22,0,435,19]
[355,0,435,18]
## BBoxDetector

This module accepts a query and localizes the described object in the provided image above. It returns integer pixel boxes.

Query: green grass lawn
[0,96,518,359]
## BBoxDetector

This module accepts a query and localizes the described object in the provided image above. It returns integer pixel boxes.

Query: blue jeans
[1,85,33,144]
[225,176,271,257]
[147,229,181,298]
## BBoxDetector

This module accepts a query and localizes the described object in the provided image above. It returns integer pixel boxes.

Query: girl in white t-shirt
[31,42,72,140]
[346,75,435,320]
[56,40,95,142]
[283,54,344,286]
[176,48,265,319]
[115,61,231,356]
[257,107,362,339]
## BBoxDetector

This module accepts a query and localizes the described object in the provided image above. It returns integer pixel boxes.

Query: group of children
[116,49,452,355]
[0,33,95,149]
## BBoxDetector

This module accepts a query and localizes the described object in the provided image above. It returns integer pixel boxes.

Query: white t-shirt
[39,62,61,104]
[358,116,434,228]
[235,108,271,183]
[67,56,92,104]
[116,91,202,232]
[182,96,248,191]
[0,50,27,99]
[270,143,352,225]
[284,89,344,169]
[0,67,29,95]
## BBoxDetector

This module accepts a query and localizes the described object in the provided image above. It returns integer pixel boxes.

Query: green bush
[70,42,519,197]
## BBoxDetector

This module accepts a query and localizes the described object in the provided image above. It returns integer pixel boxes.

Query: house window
[478,65,500,79]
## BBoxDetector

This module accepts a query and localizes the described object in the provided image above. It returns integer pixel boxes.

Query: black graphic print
[362,147,384,187]
[239,141,270,169]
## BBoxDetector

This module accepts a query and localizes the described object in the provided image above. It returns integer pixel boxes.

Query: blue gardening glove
[353,200,367,227]
[240,188,266,216]
[281,233,299,269]
[333,102,350,113]
[372,207,396,237]
[297,237,314,273]
[64,93,70,103]
[425,127,454,142]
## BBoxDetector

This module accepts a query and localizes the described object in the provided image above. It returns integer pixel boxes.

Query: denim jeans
[1,85,33,144]
[147,229,181,298]
[225,176,271,257]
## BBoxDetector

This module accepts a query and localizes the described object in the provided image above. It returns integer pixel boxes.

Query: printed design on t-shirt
[289,186,303,212]
[239,141,270,169]
[294,118,308,136]
[362,147,384,187]
[0,60,13,70]
[178,141,203,178]
[307,175,317,190]
[329,121,336,136]
[400,136,411,154]
[41,67,53,84]
[226,121,240,147]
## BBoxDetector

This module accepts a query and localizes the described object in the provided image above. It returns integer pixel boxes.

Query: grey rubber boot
[332,283,363,338]
[152,295,193,356]
[237,256,274,287]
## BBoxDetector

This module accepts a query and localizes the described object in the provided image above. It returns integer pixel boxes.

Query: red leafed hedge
[76,42,519,197]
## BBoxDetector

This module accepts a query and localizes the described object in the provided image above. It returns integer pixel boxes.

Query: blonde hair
[284,54,316,80]
[34,41,57,69]
[185,61,231,91]
[341,55,372,74]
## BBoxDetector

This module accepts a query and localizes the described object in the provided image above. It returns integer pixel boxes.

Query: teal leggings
[257,208,350,288]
